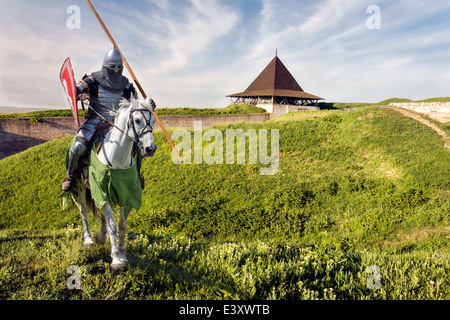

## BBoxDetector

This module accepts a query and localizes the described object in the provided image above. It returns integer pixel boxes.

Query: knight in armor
[62,48,142,192]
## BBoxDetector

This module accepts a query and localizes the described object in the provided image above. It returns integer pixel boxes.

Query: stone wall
[389,102,450,123]
[0,118,77,159]
[256,103,320,118]
[0,113,271,159]
[153,113,271,130]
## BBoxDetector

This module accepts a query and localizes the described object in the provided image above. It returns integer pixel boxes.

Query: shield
[60,58,80,127]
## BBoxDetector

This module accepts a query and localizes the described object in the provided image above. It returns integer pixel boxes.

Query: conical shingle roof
[227,56,323,100]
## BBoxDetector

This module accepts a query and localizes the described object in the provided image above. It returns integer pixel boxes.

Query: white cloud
[299,0,358,38]
[1,0,450,109]
[0,0,111,108]
[128,0,242,107]
[145,0,240,73]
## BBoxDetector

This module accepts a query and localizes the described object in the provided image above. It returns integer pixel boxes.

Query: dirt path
[378,226,450,249]
[388,106,450,149]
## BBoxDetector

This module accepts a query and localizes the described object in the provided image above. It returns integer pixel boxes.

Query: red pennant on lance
[60,58,80,127]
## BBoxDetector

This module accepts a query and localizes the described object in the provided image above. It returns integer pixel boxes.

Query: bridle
[129,108,154,140]
[83,98,155,151]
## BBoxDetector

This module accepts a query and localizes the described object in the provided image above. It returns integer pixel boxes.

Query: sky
[1,0,450,109]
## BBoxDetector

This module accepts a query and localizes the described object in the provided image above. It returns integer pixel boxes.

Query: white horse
[74,96,157,271]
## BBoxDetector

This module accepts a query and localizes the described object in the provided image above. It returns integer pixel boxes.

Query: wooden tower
[227,54,323,115]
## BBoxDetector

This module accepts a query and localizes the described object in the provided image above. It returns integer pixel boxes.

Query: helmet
[92,48,128,92]
[103,48,123,74]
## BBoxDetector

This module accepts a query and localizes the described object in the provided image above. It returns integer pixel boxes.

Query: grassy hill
[2,97,450,118]
[1,106,449,300]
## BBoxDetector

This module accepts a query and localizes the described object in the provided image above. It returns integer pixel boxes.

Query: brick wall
[0,113,271,159]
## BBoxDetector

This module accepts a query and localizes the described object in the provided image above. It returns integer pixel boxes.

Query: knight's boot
[62,176,76,192]
[62,140,88,191]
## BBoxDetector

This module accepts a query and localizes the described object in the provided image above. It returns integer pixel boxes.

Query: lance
[85,0,183,163]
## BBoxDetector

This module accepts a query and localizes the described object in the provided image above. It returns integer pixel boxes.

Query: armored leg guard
[62,138,89,191]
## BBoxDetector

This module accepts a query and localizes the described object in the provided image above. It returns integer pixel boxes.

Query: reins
[82,99,153,151]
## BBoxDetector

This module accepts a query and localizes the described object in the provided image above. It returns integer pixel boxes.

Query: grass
[2,97,449,118]
[1,106,449,300]
[0,109,88,119]
[155,104,267,116]
[1,229,449,300]
[0,104,265,119]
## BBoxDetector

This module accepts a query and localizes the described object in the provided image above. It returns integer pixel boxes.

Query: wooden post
[85,0,183,163]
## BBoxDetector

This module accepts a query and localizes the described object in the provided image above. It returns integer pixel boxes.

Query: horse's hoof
[95,233,107,245]
[118,250,128,264]
[110,261,127,271]
[84,239,95,248]
[119,256,128,264]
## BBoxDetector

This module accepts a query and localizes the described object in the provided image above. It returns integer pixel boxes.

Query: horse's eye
[135,119,141,124]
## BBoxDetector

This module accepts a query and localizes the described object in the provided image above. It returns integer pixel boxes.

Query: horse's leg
[94,210,107,245]
[102,204,123,270]
[118,208,128,265]
[79,185,94,247]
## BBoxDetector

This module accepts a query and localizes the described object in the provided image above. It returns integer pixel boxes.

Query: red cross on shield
[60,57,80,127]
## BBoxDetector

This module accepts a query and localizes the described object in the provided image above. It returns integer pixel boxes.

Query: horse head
[120,96,158,158]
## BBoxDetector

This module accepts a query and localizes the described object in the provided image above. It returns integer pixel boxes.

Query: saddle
[64,123,112,186]
[96,121,112,134]
[65,122,145,191]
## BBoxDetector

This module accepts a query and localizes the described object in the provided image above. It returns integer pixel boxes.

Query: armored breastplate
[90,86,123,122]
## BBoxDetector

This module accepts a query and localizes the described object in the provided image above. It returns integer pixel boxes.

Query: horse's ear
[128,94,138,112]
[145,97,155,111]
